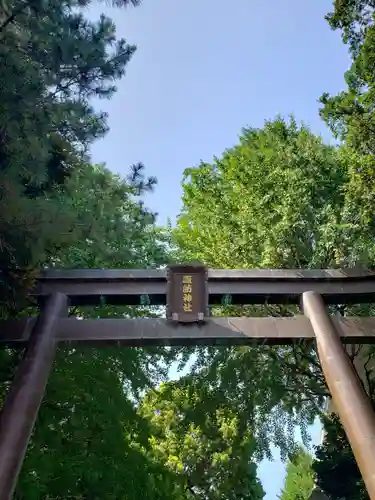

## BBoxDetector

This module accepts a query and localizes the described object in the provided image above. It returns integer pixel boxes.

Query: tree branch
[0,0,33,34]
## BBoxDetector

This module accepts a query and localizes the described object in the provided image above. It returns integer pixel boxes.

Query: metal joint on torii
[0,264,375,499]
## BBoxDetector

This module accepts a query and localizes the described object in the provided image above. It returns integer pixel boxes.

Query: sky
[87,0,349,497]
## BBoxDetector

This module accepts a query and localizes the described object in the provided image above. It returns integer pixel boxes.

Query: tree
[173,117,347,270]
[172,117,353,457]
[10,163,181,498]
[318,2,375,272]
[313,414,369,500]
[170,116,375,461]
[0,0,140,312]
[279,447,315,500]
[0,1,191,497]
[54,162,165,270]
[140,380,265,500]
[16,348,177,500]
[0,0,142,35]
[0,1,191,496]
[320,1,375,155]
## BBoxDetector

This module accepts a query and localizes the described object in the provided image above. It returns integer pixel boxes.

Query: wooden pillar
[0,293,67,500]
[302,291,375,499]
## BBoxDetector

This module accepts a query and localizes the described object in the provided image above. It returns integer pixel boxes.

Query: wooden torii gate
[1,264,375,499]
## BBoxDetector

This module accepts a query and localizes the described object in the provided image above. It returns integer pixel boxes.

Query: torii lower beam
[1,316,375,346]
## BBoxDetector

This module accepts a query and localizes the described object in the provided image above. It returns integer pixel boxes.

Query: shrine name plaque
[166,264,208,323]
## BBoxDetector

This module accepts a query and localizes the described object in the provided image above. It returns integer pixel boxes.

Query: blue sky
[88,0,349,497]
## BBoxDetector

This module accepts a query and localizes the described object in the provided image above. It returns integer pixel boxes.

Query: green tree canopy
[171,116,375,461]
[140,380,265,500]
[279,446,315,500]
[313,414,369,500]
[0,2,184,495]
[320,0,375,155]
[12,163,179,498]
[172,117,352,458]
[0,0,140,312]
[174,116,348,269]
[316,1,375,299]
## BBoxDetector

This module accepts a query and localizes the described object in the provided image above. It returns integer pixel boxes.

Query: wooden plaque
[166,264,208,323]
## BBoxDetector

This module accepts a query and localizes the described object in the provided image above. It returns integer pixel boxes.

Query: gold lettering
[183,302,193,312]
[182,275,193,313]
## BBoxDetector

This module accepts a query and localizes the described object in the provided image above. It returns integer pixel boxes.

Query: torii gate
[1,264,375,499]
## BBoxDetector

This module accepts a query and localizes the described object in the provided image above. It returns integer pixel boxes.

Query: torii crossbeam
[0,265,375,499]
